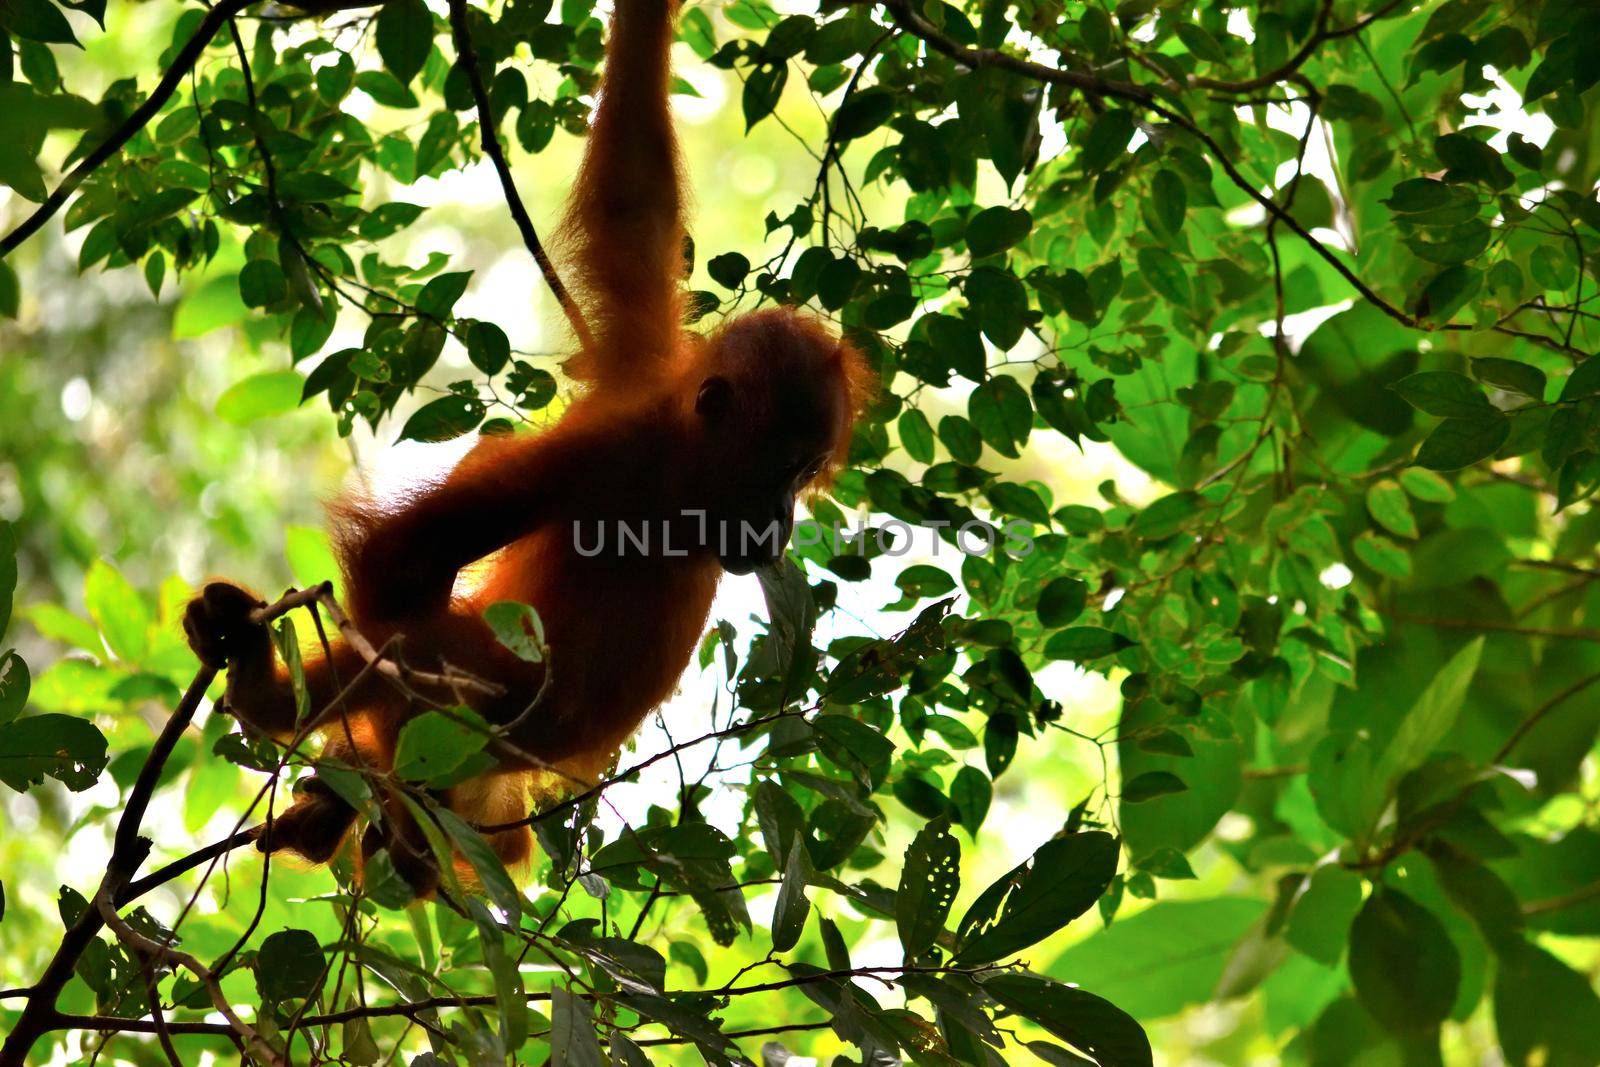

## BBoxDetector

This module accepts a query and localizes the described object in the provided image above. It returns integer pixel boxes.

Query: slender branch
[633,1021,832,1047]
[310,582,505,698]
[446,0,594,351]
[0,0,255,258]
[1493,669,1600,764]
[115,829,260,906]
[1522,879,1600,917]
[1179,0,1415,94]
[1379,609,1600,644]
[0,585,355,1065]
[95,893,283,1065]
[48,964,997,1039]
[480,703,809,833]
[0,668,214,1065]
[1241,764,1307,780]
[868,0,1152,104]
[868,0,1586,363]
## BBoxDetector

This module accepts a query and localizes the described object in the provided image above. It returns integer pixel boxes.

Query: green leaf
[549,987,606,1067]
[376,0,432,85]
[356,69,419,108]
[1134,846,1195,880]
[1130,491,1202,541]
[1147,168,1187,238]
[679,7,715,57]
[1400,467,1456,502]
[1122,771,1186,803]
[392,708,492,786]
[1560,355,1600,401]
[895,564,956,598]
[1414,413,1509,470]
[1176,22,1229,62]
[238,259,287,308]
[1037,576,1088,627]
[1043,627,1131,662]
[483,600,545,662]
[950,766,991,836]
[1375,637,1482,787]
[1285,866,1364,967]
[706,251,749,289]
[0,0,78,45]
[416,270,472,318]
[0,652,29,729]
[956,831,1117,964]
[771,840,811,952]
[1079,109,1135,174]
[1353,531,1411,579]
[832,86,893,140]
[966,206,1033,258]
[965,267,1030,349]
[433,804,522,919]
[359,202,426,241]
[0,261,18,318]
[83,559,150,662]
[1471,357,1546,399]
[464,320,510,375]
[1493,940,1600,1067]
[982,973,1152,1067]
[256,929,326,1003]
[1348,889,1460,1034]
[1365,480,1418,538]
[399,394,483,442]
[985,482,1050,526]
[1419,265,1481,323]
[1048,898,1265,1019]
[1135,246,1192,308]
[1434,132,1513,191]
[216,371,304,425]
[896,817,959,959]
[898,408,935,463]
[742,62,786,129]
[968,375,1032,457]
[1389,371,1492,418]
[0,713,107,792]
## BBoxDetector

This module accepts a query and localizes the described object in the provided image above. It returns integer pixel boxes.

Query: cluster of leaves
[6,0,1600,1064]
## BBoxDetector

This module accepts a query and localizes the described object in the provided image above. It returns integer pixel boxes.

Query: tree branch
[1493,669,1600,764]
[0,668,214,1065]
[446,0,594,351]
[479,703,809,833]
[95,893,283,1065]
[0,586,357,1065]
[867,0,1588,363]
[0,0,256,258]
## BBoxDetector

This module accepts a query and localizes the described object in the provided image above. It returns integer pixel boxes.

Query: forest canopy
[3,0,1600,1064]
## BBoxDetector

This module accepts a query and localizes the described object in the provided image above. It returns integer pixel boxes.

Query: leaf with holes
[956,831,1117,964]
[897,817,960,959]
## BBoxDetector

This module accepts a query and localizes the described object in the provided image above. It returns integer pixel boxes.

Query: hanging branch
[446,0,596,351]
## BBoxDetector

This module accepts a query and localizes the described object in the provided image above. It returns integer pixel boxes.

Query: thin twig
[0,0,260,257]
[1522,879,1600,917]
[446,0,594,350]
[1493,669,1600,764]
[95,894,283,1065]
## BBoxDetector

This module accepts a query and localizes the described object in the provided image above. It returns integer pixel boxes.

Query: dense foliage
[4,0,1600,1063]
